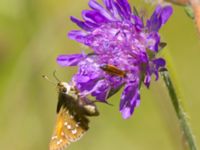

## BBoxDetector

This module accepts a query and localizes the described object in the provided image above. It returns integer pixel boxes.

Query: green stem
[160,69,197,150]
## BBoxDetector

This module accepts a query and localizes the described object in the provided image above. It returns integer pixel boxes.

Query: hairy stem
[160,69,197,150]
[165,0,189,5]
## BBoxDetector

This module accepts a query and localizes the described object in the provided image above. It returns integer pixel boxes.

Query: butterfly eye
[62,87,67,93]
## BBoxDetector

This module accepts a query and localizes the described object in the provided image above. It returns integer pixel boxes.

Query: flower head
[57,0,173,119]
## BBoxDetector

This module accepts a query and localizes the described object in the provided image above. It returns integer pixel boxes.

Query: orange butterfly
[49,81,99,150]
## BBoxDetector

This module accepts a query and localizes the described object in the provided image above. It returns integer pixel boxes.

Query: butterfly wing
[49,106,89,150]
[49,106,70,150]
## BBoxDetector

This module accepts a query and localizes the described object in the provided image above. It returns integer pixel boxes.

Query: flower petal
[91,80,110,101]
[103,0,112,10]
[153,58,166,68]
[147,10,162,32]
[57,54,84,66]
[147,5,173,32]
[116,0,131,19]
[68,30,87,43]
[73,74,99,93]
[153,58,166,80]
[160,5,173,25]
[70,16,92,31]
[120,80,140,119]
[144,66,151,88]
[89,0,114,21]
[82,10,109,24]
[132,15,144,30]
[112,1,125,19]
[147,32,160,51]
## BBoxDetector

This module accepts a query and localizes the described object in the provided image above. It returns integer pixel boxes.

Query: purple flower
[57,0,173,119]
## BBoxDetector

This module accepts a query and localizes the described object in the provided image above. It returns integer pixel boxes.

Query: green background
[0,0,199,150]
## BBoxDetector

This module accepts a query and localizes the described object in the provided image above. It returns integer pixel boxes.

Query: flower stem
[160,68,197,150]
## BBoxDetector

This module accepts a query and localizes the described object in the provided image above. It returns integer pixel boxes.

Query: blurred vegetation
[0,0,199,150]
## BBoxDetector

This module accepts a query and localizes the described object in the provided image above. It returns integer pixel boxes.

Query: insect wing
[49,107,70,150]
[100,64,126,77]
[49,106,88,150]
[62,107,89,142]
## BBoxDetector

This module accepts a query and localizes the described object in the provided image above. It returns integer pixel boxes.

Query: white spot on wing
[71,129,77,135]
[56,139,63,145]
[64,122,68,126]
[67,125,72,130]
[51,136,57,140]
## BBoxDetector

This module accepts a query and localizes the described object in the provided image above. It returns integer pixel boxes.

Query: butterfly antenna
[53,70,61,82]
[42,75,56,85]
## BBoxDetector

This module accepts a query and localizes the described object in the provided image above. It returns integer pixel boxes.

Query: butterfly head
[57,82,78,101]
[57,82,71,94]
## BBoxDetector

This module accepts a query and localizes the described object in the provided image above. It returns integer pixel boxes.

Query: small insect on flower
[100,64,127,78]
[43,74,99,150]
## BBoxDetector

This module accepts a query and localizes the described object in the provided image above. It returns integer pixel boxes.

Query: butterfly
[100,64,126,78]
[49,80,99,150]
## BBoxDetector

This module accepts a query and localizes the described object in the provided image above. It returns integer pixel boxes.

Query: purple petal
[112,1,125,19]
[80,79,108,98]
[153,58,166,80]
[89,0,104,10]
[147,32,160,51]
[147,10,162,32]
[82,10,109,24]
[144,66,151,88]
[120,80,140,119]
[116,0,132,19]
[73,75,99,92]
[105,0,122,19]
[57,54,84,66]
[160,5,173,25]
[68,30,87,43]
[132,15,144,30]
[91,80,110,101]
[89,0,114,21]
[153,58,166,69]
[103,0,124,21]
[85,21,99,28]
[103,0,112,10]
[73,74,91,83]
[147,5,173,32]
[70,16,92,31]
[144,74,151,88]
